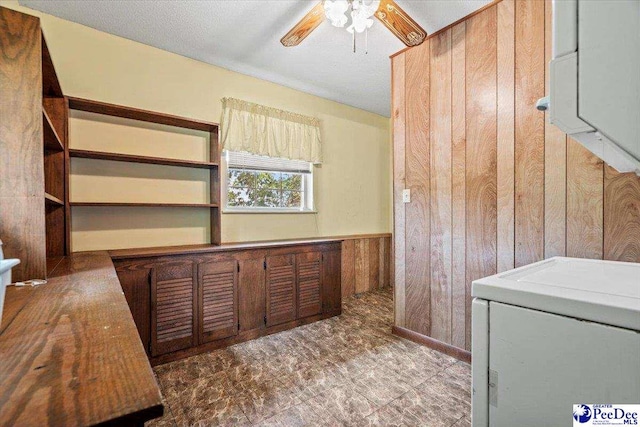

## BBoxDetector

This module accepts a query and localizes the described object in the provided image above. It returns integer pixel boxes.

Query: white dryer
[471,257,640,426]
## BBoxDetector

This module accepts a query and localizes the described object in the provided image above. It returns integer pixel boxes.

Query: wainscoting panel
[341,234,392,298]
[392,0,640,353]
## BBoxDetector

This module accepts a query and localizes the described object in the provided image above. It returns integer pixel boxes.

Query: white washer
[471,257,640,427]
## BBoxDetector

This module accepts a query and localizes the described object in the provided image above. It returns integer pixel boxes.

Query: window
[223,151,314,212]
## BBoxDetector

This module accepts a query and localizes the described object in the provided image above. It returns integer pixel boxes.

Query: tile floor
[149,288,471,426]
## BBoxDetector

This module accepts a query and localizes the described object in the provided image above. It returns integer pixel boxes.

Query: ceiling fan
[280,0,427,52]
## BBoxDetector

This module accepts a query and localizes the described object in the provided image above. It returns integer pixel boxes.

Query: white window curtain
[219,98,322,164]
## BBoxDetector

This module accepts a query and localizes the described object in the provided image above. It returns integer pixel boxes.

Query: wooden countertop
[109,237,347,260]
[0,252,163,426]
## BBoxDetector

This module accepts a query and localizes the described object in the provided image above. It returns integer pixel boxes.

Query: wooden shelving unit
[43,109,63,152]
[45,192,64,206]
[67,97,218,131]
[69,149,219,169]
[68,97,222,246]
[42,34,69,272]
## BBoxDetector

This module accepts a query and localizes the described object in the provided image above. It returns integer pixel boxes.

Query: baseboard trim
[392,326,471,364]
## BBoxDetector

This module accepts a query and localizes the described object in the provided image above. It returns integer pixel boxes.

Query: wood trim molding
[392,325,471,364]
[389,0,504,59]
[225,233,392,245]
[326,232,392,241]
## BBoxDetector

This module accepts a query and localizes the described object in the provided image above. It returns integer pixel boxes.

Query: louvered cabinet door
[296,252,323,318]
[151,262,197,356]
[198,260,238,343]
[265,254,297,327]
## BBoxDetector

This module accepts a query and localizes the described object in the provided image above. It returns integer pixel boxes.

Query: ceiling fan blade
[281,2,325,47]
[375,0,427,47]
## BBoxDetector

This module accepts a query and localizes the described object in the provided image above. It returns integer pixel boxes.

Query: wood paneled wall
[392,0,640,353]
[341,234,392,298]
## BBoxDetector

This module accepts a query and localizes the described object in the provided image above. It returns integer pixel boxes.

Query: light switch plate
[402,189,411,203]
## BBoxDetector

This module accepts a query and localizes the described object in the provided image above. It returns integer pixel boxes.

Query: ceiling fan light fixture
[323,0,349,28]
[347,10,374,33]
[280,0,427,49]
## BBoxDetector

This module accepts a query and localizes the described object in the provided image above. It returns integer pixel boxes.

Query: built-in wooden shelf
[44,192,64,206]
[40,31,69,271]
[68,97,218,132]
[43,109,63,152]
[67,97,222,246]
[42,35,63,98]
[70,202,218,208]
[69,149,219,169]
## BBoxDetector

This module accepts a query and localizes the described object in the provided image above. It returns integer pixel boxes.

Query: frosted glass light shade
[346,0,380,33]
[324,0,349,28]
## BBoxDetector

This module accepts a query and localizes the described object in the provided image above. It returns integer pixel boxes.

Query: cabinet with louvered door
[151,262,197,356]
[265,254,296,327]
[296,252,323,318]
[198,260,238,343]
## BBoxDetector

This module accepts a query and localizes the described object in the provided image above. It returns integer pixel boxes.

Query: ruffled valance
[219,98,322,164]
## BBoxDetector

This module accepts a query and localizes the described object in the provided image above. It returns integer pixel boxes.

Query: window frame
[221,151,316,214]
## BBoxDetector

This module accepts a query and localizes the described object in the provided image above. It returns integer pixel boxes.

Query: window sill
[223,209,318,215]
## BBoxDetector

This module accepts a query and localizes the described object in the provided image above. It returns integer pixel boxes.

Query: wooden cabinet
[266,254,297,327]
[150,262,197,356]
[198,260,238,343]
[321,249,342,315]
[117,267,152,353]
[238,257,266,332]
[113,240,341,364]
[296,252,323,319]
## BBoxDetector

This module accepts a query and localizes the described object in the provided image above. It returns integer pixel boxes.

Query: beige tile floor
[148,288,471,427]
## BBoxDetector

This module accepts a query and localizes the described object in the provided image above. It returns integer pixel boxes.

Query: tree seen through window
[227,169,303,208]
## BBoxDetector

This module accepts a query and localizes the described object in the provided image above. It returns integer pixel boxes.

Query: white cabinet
[550,0,640,175]
[472,257,640,427]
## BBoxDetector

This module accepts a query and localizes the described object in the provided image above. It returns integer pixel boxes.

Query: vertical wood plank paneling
[393,0,640,355]
[429,29,453,344]
[465,6,497,350]
[341,236,393,298]
[405,40,431,336]
[379,236,390,288]
[341,239,356,298]
[496,0,516,273]
[567,139,604,258]
[543,0,567,258]
[392,53,407,326]
[387,237,396,290]
[450,21,466,350]
[368,238,380,290]
[604,167,640,262]
[514,0,545,267]
[354,238,370,294]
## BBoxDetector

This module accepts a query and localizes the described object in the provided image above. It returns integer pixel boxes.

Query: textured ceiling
[21,0,492,117]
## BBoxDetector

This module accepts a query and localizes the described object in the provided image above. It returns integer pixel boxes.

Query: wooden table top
[0,252,163,426]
